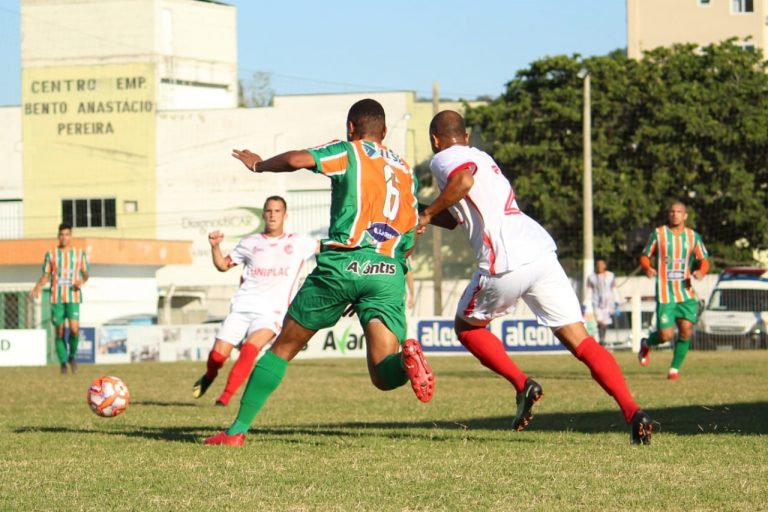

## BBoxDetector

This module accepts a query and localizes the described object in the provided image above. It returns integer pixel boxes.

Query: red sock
[574,337,640,424]
[218,343,260,405]
[206,350,228,380]
[458,327,528,392]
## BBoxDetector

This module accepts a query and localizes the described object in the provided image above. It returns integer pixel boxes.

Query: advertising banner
[73,326,96,363]
[0,329,47,366]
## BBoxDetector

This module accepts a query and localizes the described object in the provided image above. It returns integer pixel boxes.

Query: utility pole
[432,80,443,316]
[581,71,594,305]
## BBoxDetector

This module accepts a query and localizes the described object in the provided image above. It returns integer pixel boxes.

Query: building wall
[627,0,766,59]
[21,62,158,238]
[155,91,414,288]
[155,0,238,110]
[0,107,22,200]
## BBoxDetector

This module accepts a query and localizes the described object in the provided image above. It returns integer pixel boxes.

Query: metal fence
[0,287,41,330]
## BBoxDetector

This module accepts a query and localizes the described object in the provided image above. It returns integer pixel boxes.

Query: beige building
[627,0,766,58]
[2,0,485,325]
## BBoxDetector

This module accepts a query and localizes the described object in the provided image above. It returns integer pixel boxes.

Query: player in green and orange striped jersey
[32,223,90,375]
[205,99,433,446]
[638,202,710,380]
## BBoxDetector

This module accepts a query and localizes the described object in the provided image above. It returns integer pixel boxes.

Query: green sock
[646,331,662,346]
[374,352,409,390]
[55,337,68,364]
[671,338,690,371]
[227,351,287,436]
[68,334,79,359]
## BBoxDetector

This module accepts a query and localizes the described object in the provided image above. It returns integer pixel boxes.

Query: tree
[464,41,768,273]
[238,71,274,108]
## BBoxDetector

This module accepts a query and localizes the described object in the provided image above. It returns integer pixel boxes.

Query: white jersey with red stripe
[430,145,556,274]
[226,233,316,314]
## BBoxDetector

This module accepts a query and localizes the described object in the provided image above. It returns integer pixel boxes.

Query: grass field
[1,349,767,511]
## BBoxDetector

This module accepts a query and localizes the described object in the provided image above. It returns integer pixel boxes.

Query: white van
[695,268,768,350]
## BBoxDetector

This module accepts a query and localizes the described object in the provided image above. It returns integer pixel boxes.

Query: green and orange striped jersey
[642,226,708,304]
[306,140,418,260]
[42,247,89,304]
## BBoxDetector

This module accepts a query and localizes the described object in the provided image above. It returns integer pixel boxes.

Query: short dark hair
[430,110,466,139]
[347,99,386,138]
[58,222,72,232]
[263,195,287,210]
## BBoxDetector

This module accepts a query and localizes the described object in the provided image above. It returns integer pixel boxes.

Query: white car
[696,268,768,350]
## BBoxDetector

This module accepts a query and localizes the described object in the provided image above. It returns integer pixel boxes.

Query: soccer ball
[87,375,130,417]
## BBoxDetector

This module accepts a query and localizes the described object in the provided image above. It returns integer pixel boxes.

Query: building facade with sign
[3,0,468,325]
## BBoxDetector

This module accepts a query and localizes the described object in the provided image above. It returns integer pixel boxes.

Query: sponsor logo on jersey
[345,260,397,276]
[501,320,567,352]
[366,222,401,243]
[249,266,290,277]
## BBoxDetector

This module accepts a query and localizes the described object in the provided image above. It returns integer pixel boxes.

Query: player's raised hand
[208,230,225,247]
[232,149,263,173]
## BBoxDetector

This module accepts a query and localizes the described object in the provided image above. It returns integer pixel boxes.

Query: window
[732,0,754,13]
[62,198,116,228]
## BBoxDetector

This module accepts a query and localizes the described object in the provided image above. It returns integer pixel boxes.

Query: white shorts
[594,307,614,326]
[457,251,584,328]
[216,310,281,346]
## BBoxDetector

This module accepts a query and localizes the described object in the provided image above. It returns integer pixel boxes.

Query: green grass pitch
[1,350,766,511]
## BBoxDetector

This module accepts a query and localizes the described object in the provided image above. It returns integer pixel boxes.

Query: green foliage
[466,41,768,271]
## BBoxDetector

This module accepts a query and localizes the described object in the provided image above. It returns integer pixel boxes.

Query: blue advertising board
[415,318,568,353]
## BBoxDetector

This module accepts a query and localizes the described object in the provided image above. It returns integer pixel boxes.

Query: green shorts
[51,303,80,327]
[656,298,698,330]
[288,248,407,343]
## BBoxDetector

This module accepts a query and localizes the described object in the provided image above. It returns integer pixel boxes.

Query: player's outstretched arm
[417,170,473,232]
[208,230,233,272]
[232,149,316,173]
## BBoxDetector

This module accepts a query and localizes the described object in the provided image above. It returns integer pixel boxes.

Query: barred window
[62,198,116,228]
[732,0,754,13]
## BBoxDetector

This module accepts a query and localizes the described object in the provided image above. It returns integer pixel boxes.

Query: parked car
[601,298,657,350]
[695,267,768,350]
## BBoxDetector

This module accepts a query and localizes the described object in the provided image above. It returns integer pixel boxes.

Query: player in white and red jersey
[418,110,653,445]
[193,196,317,406]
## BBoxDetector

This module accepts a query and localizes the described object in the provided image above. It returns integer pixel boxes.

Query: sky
[0,0,627,106]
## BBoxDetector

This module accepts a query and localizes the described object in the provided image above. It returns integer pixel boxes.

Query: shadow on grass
[13,425,214,444]
[317,401,768,436]
[12,401,766,444]
[131,400,197,407]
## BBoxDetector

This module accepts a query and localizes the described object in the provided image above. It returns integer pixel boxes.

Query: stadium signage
[417,320,463,352]
[0,330,47,366]
[24,75,152,135]
[321,329,365,353]
[501,320,567,352]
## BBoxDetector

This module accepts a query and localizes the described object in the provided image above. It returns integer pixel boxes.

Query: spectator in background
[31,223,89,375]
[587,258,618,346]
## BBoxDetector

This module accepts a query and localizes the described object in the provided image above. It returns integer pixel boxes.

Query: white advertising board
[0,329,47,366]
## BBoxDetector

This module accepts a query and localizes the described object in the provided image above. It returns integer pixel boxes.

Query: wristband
[251,161,259,173]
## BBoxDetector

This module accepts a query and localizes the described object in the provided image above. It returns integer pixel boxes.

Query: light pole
[578,69,593,306]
